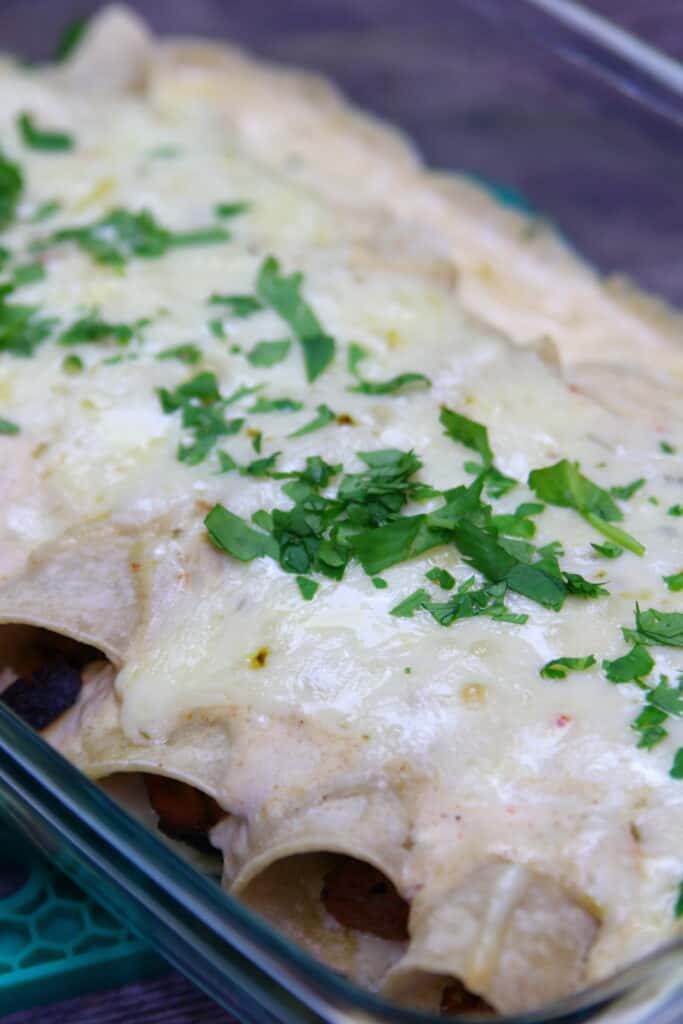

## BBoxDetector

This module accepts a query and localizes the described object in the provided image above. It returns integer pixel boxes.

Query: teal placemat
[0,820,166,1016]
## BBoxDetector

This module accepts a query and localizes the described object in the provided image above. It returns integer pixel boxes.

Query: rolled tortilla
[383,861,599,1014]
[0,520,141,667]
[213,789,412,987]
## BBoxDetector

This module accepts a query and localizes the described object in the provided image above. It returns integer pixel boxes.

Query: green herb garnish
[249,396,303,414]
[425,567,456,590]
[296,576,319,601]
[603,645,655,683]
[209,294,263,318]
[289,404,336,438]
[256,256,335,382]
[670,748,683,780]
[214,201,250,220]
[59,313,143,346]
[0,286,57,356]
[62,353,83,374]
[660,441,677,455]
[528,459,645,556]
[0,416,19,435]
[668,505,683,517]
[247,339,291,367]
[156,344,202,365]
[610,478,645,500]
[631,706,668,750]
[0,150,23,230]
[55,15,88,60]
[205,504,278,561]
[540,655,596,680]
[664,572,683,593]
[18,112,74,152]
[591,541,623,559]
[624,605,683,648]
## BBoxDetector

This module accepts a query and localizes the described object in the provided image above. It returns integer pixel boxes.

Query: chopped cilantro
[296,576,319,601]
[209,318,226,340]
[250,430,262,453]
[350,372,430,395]
[668,504,683,517]
[440,407,493,466]
[158,372,245,465]
[62,353,83,374]
[55,15,87,60]
[464,461,517,499]
[372,577,388,589]
[647,679,683,717]
[390,589,430,618]
[214,201,249,219]
[289,404,336,438]
[241,452,280,477]
[423,580,525,627]
[217,451,237,473]
[540,655,596,680]
[59,313,142,346]
[664,572,683,593]
[426,567,455,590]
[205,504,278,561]
[675,881,683,918]
[603,645,655,683]
[18,112,74,152]
[610,478,645,500]
[670,748,683,780]
[353,514,451,577]
[660,441,677,454]
[256,256,335,382]
[528,459,645,556]
[249,396,303,414]
[50,208,229,266]
[631,706,668,750]
[591,541,623,559]
[624,605,683,648]
[247,339,291,367]
[0,150,23,230]
[563,572,609,598]
[209,294,263,318]
[156,344,202,365]
[0,416,19,435]
[0,288,57,356]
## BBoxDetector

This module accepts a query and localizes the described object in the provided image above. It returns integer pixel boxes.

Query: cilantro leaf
[0,150,23,230]
[349,371,430,395]
[352,515,451,576]
[610,478,645,500]
[12,262,46,286]
[670,748,683,780]
[425,567,455,590]
[664,571,683,593]
[296,576,319,601]
[528,459,645,556]
[59,313,140,346]
[247,339,291,367]
[660,441,676,454]
[156,344,202,365]
[591,541,623,559]
[390,589,430,618]
[540,655,596,679]
[289,403,336,438]
[348,343,367,377]
[647,679,683,717]
[50,208,228,266]
[0,291,57,356]
[249,396,303,414]
[603,645,655,683]
[18,112,74,152]
[675,881,683,918]
[214,201,249,220]
[241,452,280,477]
[626,605,683,648]
[668,505,683,517]
[209,294,263,318]
[0,416,19,435]
[62,353,83,374]
[256,256,335,382]
[372,577,388,589]
[205,505,278,561]
[217,451,237,473]
[55,15,88,60]
[440,407,493,466]
[631,706,668,750]
[464,461,517,499]
[563,572,609,598]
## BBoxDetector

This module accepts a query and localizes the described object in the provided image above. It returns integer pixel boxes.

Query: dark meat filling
[321,855,410,941]
[440,980,495,1017]
[1,657,82,731]
[143,775,224,853]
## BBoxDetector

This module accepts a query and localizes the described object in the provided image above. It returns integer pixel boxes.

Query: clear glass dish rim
[1,1,682,1020]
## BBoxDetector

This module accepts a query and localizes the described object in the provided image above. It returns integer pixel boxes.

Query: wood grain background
[1,1,682,1021]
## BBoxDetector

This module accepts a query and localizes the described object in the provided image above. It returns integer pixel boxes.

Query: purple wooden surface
[1,1,682,1022]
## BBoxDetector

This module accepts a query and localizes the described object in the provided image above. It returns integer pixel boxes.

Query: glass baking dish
[1,0,682,1021]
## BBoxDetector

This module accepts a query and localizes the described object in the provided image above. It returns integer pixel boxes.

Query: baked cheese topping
[1,7,683,1014]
